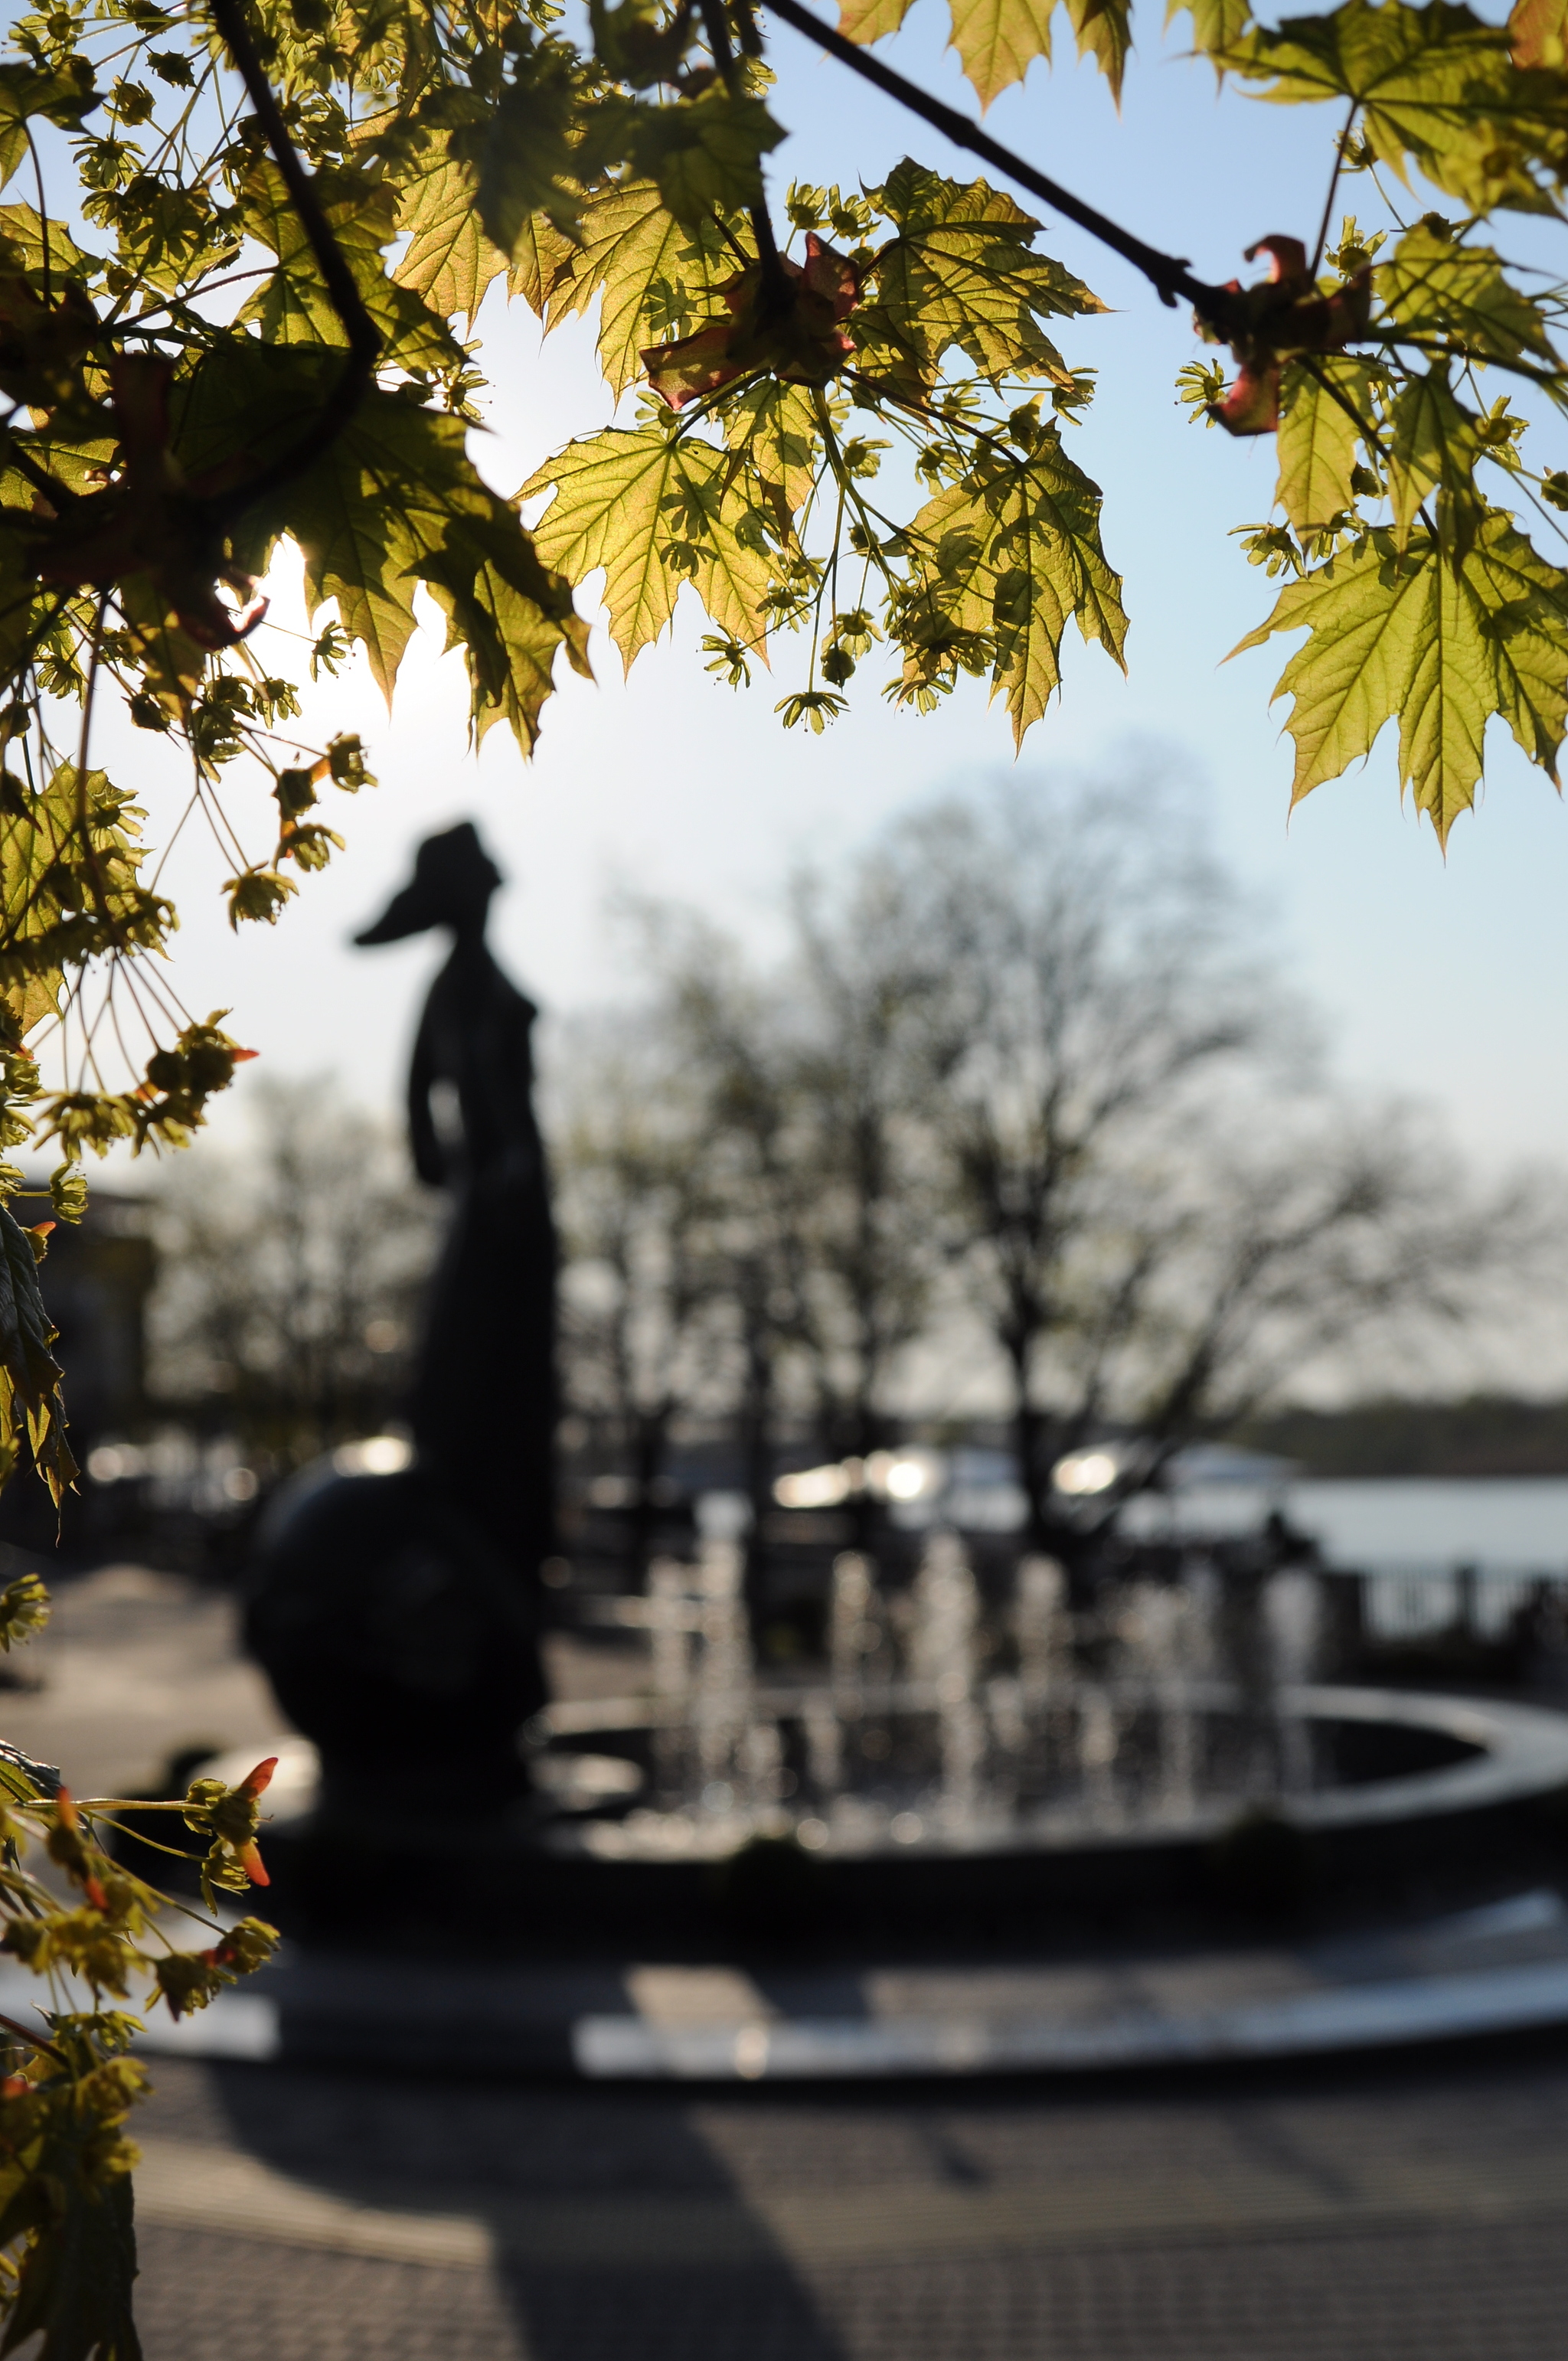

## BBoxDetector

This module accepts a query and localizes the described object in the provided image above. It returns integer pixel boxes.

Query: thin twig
[0,2011,62,2059]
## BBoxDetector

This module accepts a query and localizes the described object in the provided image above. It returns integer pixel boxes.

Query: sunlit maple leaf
[1230,511,1568,842]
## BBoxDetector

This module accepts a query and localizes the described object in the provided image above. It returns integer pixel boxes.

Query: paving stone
[129,2048,1568,2361]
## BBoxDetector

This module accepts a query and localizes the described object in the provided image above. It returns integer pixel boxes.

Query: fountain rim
[536,1683,1568,1863]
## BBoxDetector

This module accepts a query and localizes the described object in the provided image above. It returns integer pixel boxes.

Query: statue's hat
[354,821,502,945]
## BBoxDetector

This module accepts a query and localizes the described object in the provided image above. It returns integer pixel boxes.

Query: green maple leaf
[947,0,1059,106]
[863,162,1103,390]
[410,510,593,752]
[1062,0,1135,98]
[174,348,583,740]
[1375,218,1559,370]
[1384,364,1484,550]
[288,394,583,732]
[0,766,168,1038]
[393,157,510,325]
[1230,511,1568,842]
[0,60,98,192]
[838,0,1131,103]
[722,381,823,519]
[900,423,1127,743]
[622,90,785,230]
[1167,0,1257,64]
[505,208,583,322]
[541,181,735,397]
[1220,0,1568,214]
[0,2160,139,2361]
[0,1197,73,1507]
[838,0,919,41]
[0,531,41,704]
[1276,358,1374,531]
[237,160,461,374]
[0,204,94,289]
[476,37,587,250]
[521,424,776,667]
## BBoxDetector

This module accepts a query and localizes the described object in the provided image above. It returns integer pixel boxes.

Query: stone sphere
[244,1467,544,1806]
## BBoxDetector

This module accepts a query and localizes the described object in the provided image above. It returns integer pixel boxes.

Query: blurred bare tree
[554,1012,735,1579]
[148,1075,441,1463]
[552,772,1547,1589]
[867,780,1534,1573]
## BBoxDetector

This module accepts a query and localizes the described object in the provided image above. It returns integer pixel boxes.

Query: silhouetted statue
[244,823,554,1823]
[356,821,558,1582]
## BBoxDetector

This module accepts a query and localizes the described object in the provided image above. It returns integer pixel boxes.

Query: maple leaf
[839,0,1133,104]
[721,380,824,517]
[0,2165,138,2361]
[1375,217,1558,371]
[0,1200,72,1511]
[947,0,1059,106]
[521,423,776,667]
[1383,364,1484,554]
[475,34,588,250]
[1062,0,1136,100]
[898,422,1127,744]
[174,346,585,745]
[531,181,736,398]
[1230,512,1568,843]
[410,508,594,752]
[1219,0,1568,215]
[392,157,510,325]
[1167,0,1258,64]
[0,59,99,191]
[861,162,1103,391]
[23,356,269,655]
[839,0,918,41]
[622,90,785,230]
[1276,357,1374,531]
[0,763,169,1039]
[237,158,460,375]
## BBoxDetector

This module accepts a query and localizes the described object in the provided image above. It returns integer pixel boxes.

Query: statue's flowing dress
[406,933,557,1591]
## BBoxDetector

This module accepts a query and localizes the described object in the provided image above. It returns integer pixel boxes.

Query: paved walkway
[132,2044,1568,2359]
[11,1567,1568,2357]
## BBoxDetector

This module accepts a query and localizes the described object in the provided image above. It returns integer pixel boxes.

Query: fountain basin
[260,1685,1568,1954]
[537,1683,1568,1860]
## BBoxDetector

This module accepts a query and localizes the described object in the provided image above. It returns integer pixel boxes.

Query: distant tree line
[1243,1398,1568,1481]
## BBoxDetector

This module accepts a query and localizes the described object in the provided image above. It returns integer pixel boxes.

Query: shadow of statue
[243,824,556,1830]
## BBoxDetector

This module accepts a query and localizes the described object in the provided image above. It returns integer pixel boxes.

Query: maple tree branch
[1312,102,1360,276]
[700,0,789,299]
[204,0,381,515]
[764,0,1240,329]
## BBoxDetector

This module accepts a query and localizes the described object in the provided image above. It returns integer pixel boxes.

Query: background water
[1133,1478,1568,1572]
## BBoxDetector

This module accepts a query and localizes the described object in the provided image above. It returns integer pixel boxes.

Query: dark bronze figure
[244,822,555,1818]
[356,821,558,1584]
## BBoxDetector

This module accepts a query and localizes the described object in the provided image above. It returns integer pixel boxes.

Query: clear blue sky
[91,0,1568,1178]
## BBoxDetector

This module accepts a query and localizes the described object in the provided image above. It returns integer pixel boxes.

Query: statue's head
[354,821,502,945]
